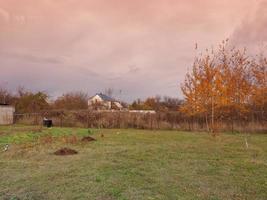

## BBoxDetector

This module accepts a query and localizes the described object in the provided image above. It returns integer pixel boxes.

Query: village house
[0,103,15,125]
[88,93,124,110]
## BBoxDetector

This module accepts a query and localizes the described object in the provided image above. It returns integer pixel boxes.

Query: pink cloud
[0,0,261,101]
[231,0,267,52]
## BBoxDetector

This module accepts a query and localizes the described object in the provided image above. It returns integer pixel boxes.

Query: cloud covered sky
[0,0,266,101]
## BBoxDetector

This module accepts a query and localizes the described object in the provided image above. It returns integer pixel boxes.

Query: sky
[0,0,266,102]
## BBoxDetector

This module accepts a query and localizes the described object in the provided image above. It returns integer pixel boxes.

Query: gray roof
[95,93,117,102]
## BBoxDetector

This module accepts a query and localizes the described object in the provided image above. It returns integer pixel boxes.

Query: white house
[129,110,156,114]
[88,93,123,110]
[0,104,15,125]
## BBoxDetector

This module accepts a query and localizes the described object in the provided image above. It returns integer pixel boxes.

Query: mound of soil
[81,136,96,142]
[54,148,78,156]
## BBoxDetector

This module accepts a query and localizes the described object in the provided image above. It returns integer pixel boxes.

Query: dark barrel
[43,119,53,127]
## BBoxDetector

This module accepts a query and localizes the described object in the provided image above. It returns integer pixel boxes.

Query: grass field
[0,125,266,200]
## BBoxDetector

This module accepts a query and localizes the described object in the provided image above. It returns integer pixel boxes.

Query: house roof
[91,93,117,102]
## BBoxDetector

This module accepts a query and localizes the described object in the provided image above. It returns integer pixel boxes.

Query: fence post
[87,111,89,128]
[60,113,63,127]
[150,114,153,130]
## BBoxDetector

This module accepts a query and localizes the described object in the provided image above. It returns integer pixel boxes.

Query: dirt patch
[54,148,78,156]
[81,136,96,142]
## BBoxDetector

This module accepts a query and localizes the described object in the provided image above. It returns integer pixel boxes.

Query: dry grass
[39,135,54,144]
[60,135,79,144]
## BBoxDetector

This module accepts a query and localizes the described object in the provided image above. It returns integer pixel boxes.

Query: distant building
[0,104,15,125]
[88,93,123,110]
[129,110,156,114]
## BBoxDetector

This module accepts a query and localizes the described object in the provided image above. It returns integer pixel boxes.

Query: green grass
[0,125,266,200]
[0,125,94,145]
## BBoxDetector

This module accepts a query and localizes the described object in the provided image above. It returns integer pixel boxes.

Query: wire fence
[13,110,267,133]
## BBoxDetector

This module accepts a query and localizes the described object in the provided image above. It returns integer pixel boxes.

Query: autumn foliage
[181,40,267,133]
[53,92,88,110]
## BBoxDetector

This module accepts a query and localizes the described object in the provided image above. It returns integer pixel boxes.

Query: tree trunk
[211,96,215,133]
[205,113,210,132]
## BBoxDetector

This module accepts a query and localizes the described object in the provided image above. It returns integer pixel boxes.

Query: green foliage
[87,129,94,135]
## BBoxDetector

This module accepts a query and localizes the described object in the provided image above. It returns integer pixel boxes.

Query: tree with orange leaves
[181,51,219,132]
[180,40,260,133]
[250,55,267,121]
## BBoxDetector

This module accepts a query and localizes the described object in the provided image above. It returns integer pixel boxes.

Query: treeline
[0,87,49,113]
[181,40,266,133]
[129,96,183,111]
[0,87,182,113]
[0,88,89,113]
